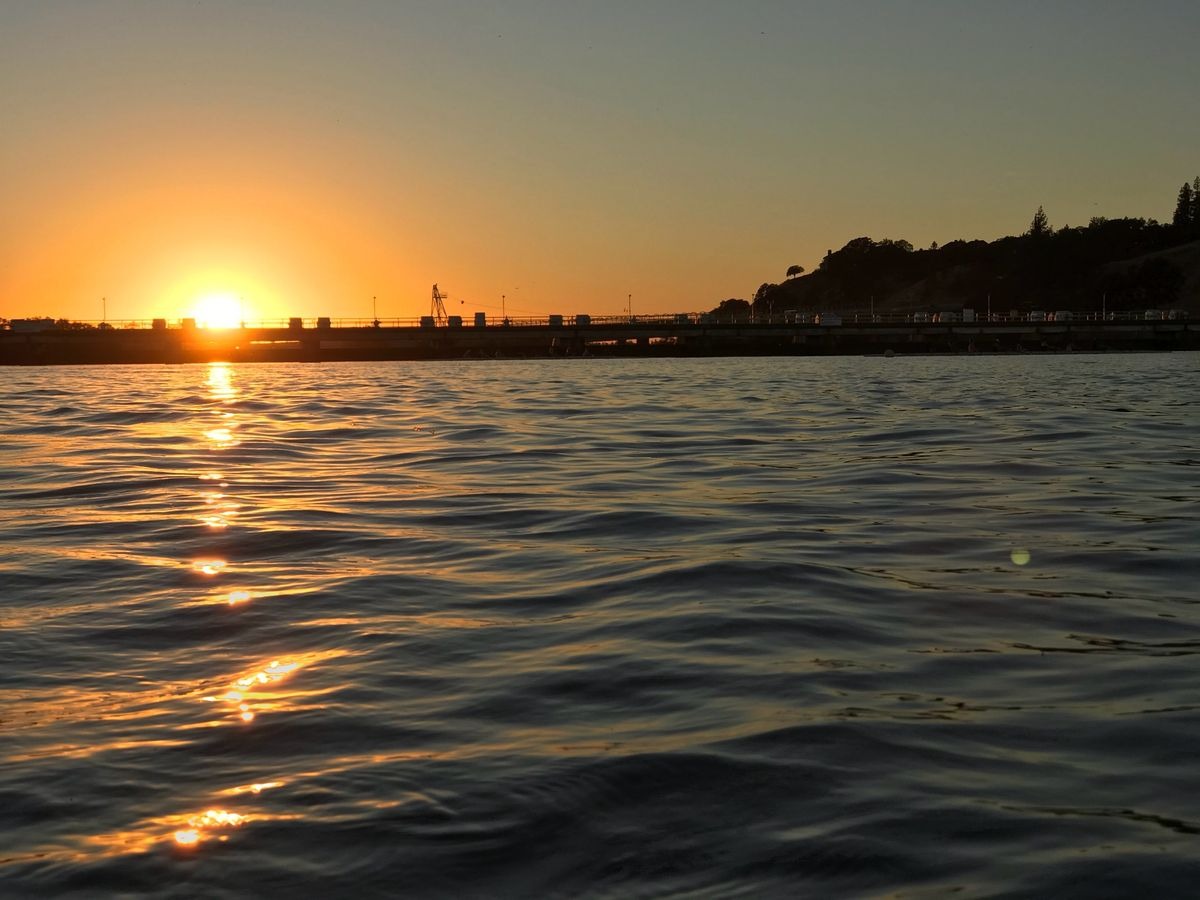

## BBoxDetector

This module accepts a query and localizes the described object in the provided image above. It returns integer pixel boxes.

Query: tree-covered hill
[738,179,1200,318]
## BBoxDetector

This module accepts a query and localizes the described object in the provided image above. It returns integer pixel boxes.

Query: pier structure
[0,312,1196,364]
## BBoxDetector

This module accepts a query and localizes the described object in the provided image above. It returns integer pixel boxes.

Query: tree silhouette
[753,283,778,304]
[1028,205,1050,238]
[786,264,804,279]
[711,298,751,322]
[1173,182,1193,229]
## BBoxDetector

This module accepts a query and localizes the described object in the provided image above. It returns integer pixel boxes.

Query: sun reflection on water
[203,426,237,447]
[193,558,227,575]
[202,366,240,447]
[198,651,342,725]
[221,781,285,796]
[169,807,250,850]
[206,363,238,400]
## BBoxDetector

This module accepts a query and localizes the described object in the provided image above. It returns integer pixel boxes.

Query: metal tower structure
[431,284,448,325]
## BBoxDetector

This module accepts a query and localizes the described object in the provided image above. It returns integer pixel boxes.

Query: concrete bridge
[2,315,1196,365]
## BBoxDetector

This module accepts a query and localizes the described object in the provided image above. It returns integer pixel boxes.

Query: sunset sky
[2,1,1196,323]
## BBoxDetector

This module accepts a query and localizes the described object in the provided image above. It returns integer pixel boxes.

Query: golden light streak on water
[206,363,238,400]
[14,800,305,864]
[235,660,301,688]
[198,651,345,724]
[51,801,300,861]
[220,781,285,796]
[171,808,246,848]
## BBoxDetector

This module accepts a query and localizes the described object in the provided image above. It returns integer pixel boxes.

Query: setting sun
[190,292,244,329]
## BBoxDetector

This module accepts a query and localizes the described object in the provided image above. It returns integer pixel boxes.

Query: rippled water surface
[2,354,1199,898]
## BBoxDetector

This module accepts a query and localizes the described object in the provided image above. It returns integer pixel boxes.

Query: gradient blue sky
[2,0,1196,321]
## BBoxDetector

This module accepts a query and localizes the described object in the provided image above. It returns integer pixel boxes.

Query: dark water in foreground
[1,354,1198,898]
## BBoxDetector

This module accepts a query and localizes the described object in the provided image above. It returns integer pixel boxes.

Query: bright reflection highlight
[204,427,235,446]
[228,590,252,605]
[206,362,238,399]
[233,781,282,795]
[198,649,344,726]
[236,660,300,688]
[194,559,227,575]
[171,809,247,848]
[201,657,308,723]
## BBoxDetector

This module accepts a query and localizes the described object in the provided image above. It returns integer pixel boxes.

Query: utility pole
[102,297,106,324]
[627,293,632,322]
[372,295,378,327]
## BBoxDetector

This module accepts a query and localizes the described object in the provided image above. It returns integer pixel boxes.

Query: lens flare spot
[1011,548,1031,566]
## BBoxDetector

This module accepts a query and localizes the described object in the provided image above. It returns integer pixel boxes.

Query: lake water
[2,353,1198,898]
